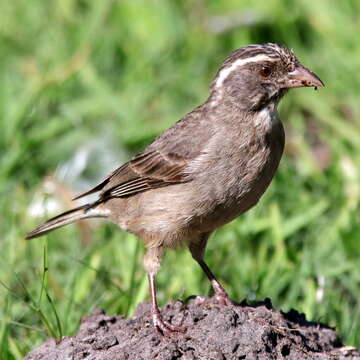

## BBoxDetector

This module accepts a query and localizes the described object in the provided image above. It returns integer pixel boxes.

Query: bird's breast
[188,115,284,231]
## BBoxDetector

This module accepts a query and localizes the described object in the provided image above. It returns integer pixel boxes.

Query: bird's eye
[259,65,272,77]
[287,63,296,72]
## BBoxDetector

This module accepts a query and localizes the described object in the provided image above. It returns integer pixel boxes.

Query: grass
[1,0,360,357]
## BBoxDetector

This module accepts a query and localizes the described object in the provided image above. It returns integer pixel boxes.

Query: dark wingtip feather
[25,232,37,240]
[25,227,49,240]
[72,182,105,200]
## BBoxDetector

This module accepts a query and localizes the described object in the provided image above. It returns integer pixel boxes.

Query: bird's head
[210,43,324,111]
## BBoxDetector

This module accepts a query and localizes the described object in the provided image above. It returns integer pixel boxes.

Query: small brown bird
[26,43,323,335]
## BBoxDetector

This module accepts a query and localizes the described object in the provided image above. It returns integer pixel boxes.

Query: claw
[214,291,233,306]
[193,293,233,307]
[152,311,186,336]
[211,278,234,305]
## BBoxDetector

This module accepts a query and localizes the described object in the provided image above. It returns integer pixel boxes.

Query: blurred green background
[1,0,360,357]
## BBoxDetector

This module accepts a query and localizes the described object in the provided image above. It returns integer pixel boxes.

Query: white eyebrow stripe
[215,54,279,88]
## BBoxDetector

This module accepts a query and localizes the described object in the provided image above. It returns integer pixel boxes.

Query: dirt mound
[26,298,359,360]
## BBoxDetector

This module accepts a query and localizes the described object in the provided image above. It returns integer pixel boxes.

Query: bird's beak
[285,64,324,89]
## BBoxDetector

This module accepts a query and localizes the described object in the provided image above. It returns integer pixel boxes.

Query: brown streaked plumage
[26,43,324,335]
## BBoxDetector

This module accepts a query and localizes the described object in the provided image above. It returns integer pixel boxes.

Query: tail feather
[26,203,108,240]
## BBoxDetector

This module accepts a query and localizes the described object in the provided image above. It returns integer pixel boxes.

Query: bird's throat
[253,102,279,132]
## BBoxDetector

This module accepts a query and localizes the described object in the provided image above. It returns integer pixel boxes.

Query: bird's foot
[193,291,234,307]
[214,291,234,306]
[152,310,186,336]
[211,279,234,305]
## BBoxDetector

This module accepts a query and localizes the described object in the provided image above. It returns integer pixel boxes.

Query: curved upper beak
[286,64,324,89]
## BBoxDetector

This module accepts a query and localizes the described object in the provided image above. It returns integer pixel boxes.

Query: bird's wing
[73,106,211,201]
[74,149,197,201]
[99,149,190,199]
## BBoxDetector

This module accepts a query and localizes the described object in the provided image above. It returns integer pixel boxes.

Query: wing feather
[72,104,210,201]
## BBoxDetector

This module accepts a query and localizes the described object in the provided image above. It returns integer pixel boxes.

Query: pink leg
[189,235,233,306]
[196,259,233,305]
[148,273,186,335]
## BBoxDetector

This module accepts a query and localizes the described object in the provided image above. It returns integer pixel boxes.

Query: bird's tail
[25,202,108,240]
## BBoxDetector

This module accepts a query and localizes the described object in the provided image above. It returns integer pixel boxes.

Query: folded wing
[74,107,211,201]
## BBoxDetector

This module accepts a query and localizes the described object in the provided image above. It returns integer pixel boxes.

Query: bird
[26,43,324,335]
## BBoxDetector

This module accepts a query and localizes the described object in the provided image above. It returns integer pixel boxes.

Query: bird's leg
[196,259,232,305]
[148,272,185,335]
[189,235,233,306]
[144,247,185,335]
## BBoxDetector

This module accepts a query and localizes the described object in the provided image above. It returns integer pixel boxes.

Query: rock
[26,298,360,360]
